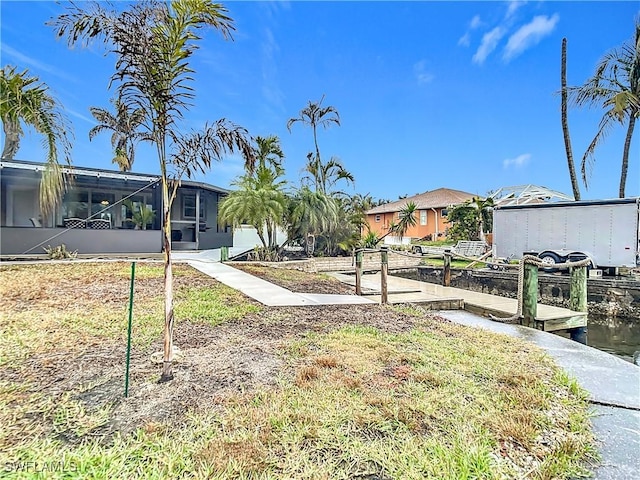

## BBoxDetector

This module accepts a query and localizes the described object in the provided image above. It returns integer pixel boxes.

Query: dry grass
[0,261,597,479]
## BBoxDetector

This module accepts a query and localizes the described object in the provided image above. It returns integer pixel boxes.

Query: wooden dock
[329,272,587,332]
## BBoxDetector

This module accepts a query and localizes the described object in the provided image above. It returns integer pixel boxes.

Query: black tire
[538,252,562,273]
[412,246,422,255]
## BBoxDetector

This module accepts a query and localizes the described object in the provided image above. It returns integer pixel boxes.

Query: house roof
[366,187,477,215]
[0,159,230,194]
[489,184,574,206]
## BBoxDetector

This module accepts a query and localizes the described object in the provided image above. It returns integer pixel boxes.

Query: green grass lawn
[0,262,597,479]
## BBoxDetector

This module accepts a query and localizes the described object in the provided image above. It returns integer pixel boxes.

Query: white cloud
[413,60,434,85]
[505,1,527,19]
[503,14,559,61]
[260,27,285,112]
[503,153,531,168]
[1,43,76,82]
[458,15,482,47]
[66,107,94,125]
[458,32,471,47]
[417,72,435,84]
[472,27,506,65]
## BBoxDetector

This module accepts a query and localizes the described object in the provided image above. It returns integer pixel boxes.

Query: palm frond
[581,111,618,189]
[1,65,72,213]
[568,20,639,194]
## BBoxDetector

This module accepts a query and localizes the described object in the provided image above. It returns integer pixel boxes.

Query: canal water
[564,315,640,364]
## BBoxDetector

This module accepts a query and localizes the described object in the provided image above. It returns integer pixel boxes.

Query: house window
[92,192,116,224]
[121,195,153,229]
[420,210,427,225]
[62,190,89,219]
[375,214,381,222]
[182,194,205,219]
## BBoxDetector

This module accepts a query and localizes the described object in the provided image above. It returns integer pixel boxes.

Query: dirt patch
[125,304,421,422]
[3,299,424,442]
[230,263,357,295]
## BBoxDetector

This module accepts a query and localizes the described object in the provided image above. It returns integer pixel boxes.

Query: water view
[570,315,640,364]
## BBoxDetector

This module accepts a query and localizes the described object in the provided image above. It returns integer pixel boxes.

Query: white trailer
[492,198,640,272]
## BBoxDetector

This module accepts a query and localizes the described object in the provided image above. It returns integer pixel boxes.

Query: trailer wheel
[538,252,561,272]
[412,246,423,255]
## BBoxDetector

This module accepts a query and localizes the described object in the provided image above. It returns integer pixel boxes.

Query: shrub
[43,244,77,260]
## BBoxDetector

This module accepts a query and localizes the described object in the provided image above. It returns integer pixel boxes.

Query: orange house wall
[365,209,449,240]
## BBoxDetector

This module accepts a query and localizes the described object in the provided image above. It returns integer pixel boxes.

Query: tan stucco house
[365,187,477,243]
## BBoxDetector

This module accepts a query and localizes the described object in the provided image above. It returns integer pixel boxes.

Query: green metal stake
[355,249,363,296]
[125,261,136,397]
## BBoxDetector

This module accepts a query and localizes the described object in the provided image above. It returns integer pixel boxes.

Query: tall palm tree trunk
[619,114,636,198]
[312,128,321,171]
[266,220,275,250]
[256,227,268,250]
[1,118,20,160]
[561,38,580,200]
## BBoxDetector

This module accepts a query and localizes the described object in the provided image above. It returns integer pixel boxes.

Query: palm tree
[89,98,147,171]
[286,95,340,169]
[561,38,580,200]
[286,98,351,194]
[377,201,418,244]
[446,196,493,242]
[302,153,355,196]
[52,0,255,382]
[394,201,418,240]
[469,196,494,243]
[283,187,340,255]
[220,135,287,253]
[255,135,284,173]
[219,166,287,252]
[570,21,639,197]
[0,65,72,215]
[344,192,375,233]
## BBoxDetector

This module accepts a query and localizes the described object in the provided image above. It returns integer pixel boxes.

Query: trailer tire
[412,246,423,255]
[538,252,562,272]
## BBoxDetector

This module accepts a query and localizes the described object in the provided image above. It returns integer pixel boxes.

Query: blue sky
[2,1,639,201]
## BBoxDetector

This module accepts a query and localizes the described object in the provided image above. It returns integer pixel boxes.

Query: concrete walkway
[174,250,639,479]
[173,250,374,307]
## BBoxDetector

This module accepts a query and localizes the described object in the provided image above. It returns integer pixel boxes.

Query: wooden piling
[355,249,363,296]
[522,261,538,328]
[569,265,588,344]
[381,247,388,304]
[443,251,451,287]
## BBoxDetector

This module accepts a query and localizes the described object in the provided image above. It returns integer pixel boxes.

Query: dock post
[522,260,538,327]
[355,249,363,296]
[380,246,388,305]
[569,265,588,344]
[443,250,451,287]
